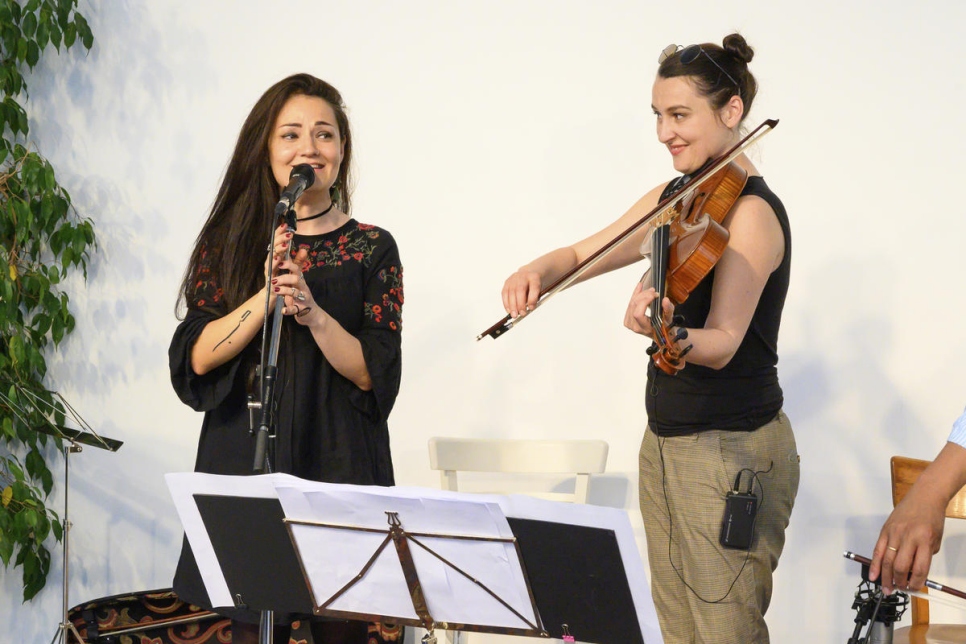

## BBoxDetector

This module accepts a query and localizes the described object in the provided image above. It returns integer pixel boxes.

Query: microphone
[274,164,316,216]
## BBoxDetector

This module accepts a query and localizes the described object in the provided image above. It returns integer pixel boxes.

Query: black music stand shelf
[507,517,643,644]
[194,495,314,616]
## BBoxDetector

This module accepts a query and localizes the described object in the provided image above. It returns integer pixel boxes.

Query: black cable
[658,435,773,604]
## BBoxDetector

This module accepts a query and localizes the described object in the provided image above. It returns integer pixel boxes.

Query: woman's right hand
[502,269,542,318]
[264,223,294,303]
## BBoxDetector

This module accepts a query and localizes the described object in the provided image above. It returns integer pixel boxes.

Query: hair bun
[722,33,754,64]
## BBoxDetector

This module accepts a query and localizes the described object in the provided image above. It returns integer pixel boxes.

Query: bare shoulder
[725,192,780,232]
[723,193,785,268]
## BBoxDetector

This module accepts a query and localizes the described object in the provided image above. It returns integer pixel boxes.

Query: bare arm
[869,442,966,593]
[190,287,274,376]
[299,308,371,390]
[502,182,669,317]
[681,194,784,369]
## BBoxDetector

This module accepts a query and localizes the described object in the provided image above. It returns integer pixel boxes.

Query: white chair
[428,437,608,503]
[423,437,609,644]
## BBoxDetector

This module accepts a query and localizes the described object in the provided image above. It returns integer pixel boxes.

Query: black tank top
[645,175,790,436]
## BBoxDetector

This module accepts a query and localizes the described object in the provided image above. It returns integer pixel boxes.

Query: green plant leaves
[1,452,62,598]
[0,0,94,602]
[21,11,36,39]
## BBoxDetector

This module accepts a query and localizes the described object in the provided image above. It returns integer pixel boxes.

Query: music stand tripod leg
[49,621,86,644]
[49,442,86,644]
[259,609,274,644]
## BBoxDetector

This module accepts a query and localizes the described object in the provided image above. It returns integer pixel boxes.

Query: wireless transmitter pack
[720,473,759,550]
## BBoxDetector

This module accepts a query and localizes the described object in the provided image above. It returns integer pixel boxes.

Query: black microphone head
[290,163,316,189]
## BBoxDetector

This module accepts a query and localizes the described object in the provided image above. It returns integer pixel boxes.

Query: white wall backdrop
[5,1,966,641]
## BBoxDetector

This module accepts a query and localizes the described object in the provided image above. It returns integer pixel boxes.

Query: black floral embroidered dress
[169,218,403,613]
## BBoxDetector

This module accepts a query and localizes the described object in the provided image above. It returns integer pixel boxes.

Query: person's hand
[264,224,292,279]
[271,249,315,321]
[868,485,946,594]
[502,269,542,318]
[261,224,293,310]
[624,282,673,338]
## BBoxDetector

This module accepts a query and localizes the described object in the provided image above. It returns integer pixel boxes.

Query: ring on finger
[887,546,898,552]
[295,290,306,302]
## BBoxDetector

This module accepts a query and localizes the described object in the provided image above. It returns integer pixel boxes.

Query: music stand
[0,380,122,644]
[276,485,545,639]
[43,425,123,644]
[166,473,662,644]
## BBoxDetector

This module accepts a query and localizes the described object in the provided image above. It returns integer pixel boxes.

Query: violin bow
[844,551,966,602]
[477,118,779,341]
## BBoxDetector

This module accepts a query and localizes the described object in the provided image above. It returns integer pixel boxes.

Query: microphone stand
[843,553,909,644]
[247,205,298,644]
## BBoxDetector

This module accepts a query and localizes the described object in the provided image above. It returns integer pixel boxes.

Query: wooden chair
[425,437,609,644]
[891,455,966,644]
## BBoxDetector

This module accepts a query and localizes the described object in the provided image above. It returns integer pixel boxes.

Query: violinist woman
[501,33,798,643]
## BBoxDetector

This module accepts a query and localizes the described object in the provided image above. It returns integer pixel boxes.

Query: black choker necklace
[296,202,336,222]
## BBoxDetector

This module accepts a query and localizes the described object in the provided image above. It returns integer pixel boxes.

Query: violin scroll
[646,307,692,375]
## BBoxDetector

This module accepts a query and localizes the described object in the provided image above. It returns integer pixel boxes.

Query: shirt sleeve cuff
[947,406,966,448]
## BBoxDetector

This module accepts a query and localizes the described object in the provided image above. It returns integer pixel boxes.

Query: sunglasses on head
[658,43,739,90]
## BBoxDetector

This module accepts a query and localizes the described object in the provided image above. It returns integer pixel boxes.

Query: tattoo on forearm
[213,310,251,351]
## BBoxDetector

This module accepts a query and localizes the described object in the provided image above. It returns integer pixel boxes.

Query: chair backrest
[891,456,966,519]
[890,455,966,626]
[428,437,609,504]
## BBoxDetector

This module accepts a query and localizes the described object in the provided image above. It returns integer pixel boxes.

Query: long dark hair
[177,73,353,317]
[658,33,758,123]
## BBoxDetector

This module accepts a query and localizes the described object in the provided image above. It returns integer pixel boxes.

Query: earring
[330,184,341,206]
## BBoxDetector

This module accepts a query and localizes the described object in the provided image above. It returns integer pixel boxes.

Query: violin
[477,119,779,366]
[644,159,748,374]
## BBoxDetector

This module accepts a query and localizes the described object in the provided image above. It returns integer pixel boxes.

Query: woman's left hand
[272,250,321,324]
[624,282,673,337]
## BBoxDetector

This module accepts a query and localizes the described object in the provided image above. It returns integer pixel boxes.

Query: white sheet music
[277,485,534,628]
